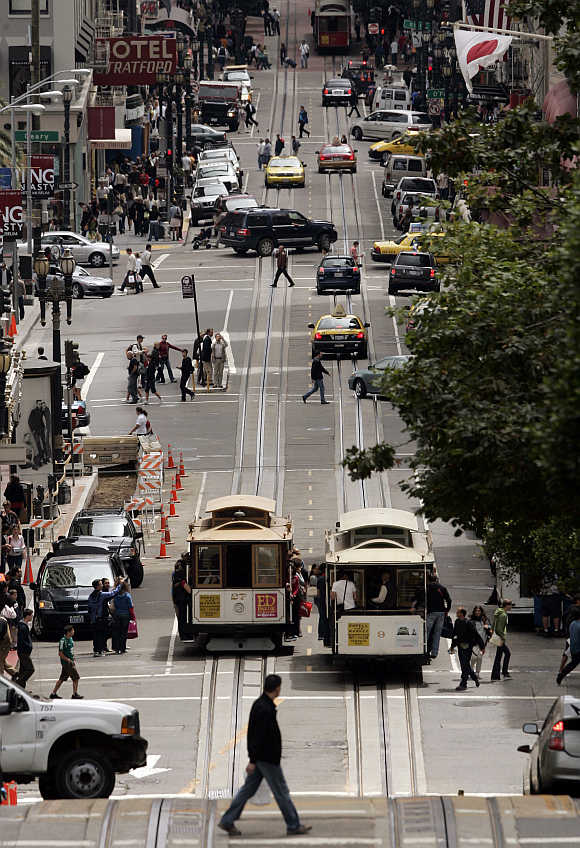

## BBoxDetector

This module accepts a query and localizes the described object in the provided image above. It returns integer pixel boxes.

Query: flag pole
[453,21,553,40]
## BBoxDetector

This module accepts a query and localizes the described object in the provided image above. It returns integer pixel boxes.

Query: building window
[10,0,49,13]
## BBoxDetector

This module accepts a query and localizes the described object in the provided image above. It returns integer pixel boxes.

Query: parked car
[40,266,114,299]
[191,179,230,224]
[350,110,432,141]
[388,251,439,295]
[308,304,369,358]
[29,551,128,638]
[391,176,438,213]
[61,398,90,431]
[348,355,413,398]
[519,696,580,793]
[316,255,360,294]
[220,208,337,257]
[322,78,352,106]
[317,142,357,174]
[189,124,228,151]
[394,190,440,230]
[341,60,375,95]
[382,155,427,197]
[20,232,120,268]
[68,508,144,587]
[197,145,242,180]
[213,193,258,215]
[195,161,239,193]
[264,155,305,187]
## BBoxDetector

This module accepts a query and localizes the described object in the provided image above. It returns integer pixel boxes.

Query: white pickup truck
[0,676,147,799]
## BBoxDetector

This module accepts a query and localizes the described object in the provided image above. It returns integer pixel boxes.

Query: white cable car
[183,495,293,652]
[325,508,435,662]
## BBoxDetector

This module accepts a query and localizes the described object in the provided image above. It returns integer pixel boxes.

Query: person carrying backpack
[298,105,310,138]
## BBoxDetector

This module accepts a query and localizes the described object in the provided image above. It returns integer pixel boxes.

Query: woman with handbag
[330,570,357,619]
[490,598,513,680]
[111,581,134,654]
[469,606,491,677]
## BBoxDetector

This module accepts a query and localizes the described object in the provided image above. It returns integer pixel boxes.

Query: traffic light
[0,287,11,317]
[428,56,433,72]
[65,340,80,369]
[166,147,173,171]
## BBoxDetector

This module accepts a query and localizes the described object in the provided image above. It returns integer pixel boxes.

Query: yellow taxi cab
[372,228,448,264]
[368,128,423,161]
[308,304,369,358]
[264,155,305,188]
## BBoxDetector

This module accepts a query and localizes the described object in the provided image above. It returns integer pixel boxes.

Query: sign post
[181,274,201,364]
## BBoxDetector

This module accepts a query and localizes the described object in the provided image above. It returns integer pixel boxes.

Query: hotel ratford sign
[93,35,177,86]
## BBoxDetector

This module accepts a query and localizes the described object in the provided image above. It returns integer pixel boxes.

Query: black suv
[388,251,440,295]
[68,509,144,587]
[220,208,338,257]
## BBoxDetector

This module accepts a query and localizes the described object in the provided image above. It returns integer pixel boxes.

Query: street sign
[427,89,445,99]
[0,169,12,189]
[57,182,78,191]
[367,22,379,34]
[181,275,195,299]
[403,19,415,29]
[14,130,60,143]
[428,101,441,116]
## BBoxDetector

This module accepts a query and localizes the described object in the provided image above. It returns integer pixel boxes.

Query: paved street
[14,2,573,808]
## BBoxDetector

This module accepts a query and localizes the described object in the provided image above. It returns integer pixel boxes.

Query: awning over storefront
[543,79,577,123]
[75,17,95,62]
[90,128,132,149]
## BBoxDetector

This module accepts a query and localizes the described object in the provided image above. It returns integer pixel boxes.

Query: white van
[372,85,411,112]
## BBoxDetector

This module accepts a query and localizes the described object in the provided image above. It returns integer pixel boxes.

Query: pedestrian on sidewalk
[140,244,160,289]
[298,105,310,138]
[411,573,451,658]
[271,245,294,288]
[4,526,27,572]
[302,351,330,404]
[13,608,34,688]
[157,334,180,384]
[558,616,580,684]
[451,608,484,691]
[200,329,214,386]
[0,610,16,677]
[111,581,134,654]
[50,625,83,699]
[390,37,399,66]
[211,333,228,389]
[347,88,361,117]
[148,202,160,241]
[120,248,137,293]
[169,202,182,241]
[219,674,312,837]
[490,598,513,680]
[179,349,195,401]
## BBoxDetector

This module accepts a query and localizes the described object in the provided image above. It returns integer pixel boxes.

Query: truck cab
[196,81,241,131]
[0,677,147,799]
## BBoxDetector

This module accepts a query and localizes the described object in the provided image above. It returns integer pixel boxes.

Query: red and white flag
[463,0,511,30]
[454,29,512,92]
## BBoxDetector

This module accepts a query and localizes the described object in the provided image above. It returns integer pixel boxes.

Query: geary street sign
[14,130,60,143]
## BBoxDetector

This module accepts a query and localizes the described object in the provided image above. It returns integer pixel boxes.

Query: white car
[191,179,230,224]
[350,110,432,141]
[19,231,120,268]
[197,146,242,180]
[221,66,253,102]
[195,162,239,193]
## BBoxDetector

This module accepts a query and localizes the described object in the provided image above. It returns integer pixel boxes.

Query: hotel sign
[93,35,177,86]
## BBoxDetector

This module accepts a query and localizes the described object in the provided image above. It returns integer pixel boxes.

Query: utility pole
[31,0,42,258]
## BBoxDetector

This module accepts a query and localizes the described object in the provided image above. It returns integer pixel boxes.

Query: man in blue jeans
[412,573,452,659]
[218,674,311,837]
[302,351,330,405]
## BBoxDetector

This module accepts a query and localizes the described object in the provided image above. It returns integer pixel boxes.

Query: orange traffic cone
[159,506,167,532]
[169,499,179,518]
[167,444,176,469]
[175,472,183,491]
[6,313,17,338]
[171,478,180,503]
[156,537,171,559]
[22,553,34,586]
[164,526,174,545]
[179,452,187,478]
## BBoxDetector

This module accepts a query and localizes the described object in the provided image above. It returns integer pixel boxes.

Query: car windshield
[323,145,352,155]
[323,257,355,268]
[411,114,431,124]
[225,71,249,81]
[199,163,229,172]
[327,79,348,87]
[319,317,362,329]
[202,150,232,161]
[227,198,257,209]
[72,517,129,538]
[194,184,227,197]
[374,356,412,369]
[401,179,435,192]
[398,253,432,267]
[42,560,113,589]
[270,158,300,168]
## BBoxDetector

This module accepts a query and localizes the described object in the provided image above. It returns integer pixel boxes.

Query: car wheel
[257,237,275,257]
[382,185,387,197]
[55,748,116,800]
[388,285,398,295]
[433,283,441,292]
[318,166,324,174]
[352,127,363,141]
[89,252,105,268]
[354,379,367,399]
[391,132,400,139]
[128,562,144,588]
[318,234,331,251]
[359,345,368,359]
[192,240,200,250]
[265,178,269,187]
[72,282,84,299]
[351,167,357,174]
[234,248,248,255]
[102,293,113,298]
[32,614,45,640]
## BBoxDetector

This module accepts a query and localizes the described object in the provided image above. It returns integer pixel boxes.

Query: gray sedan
[348,355,413,399]
[519,695,580,793]
[38,267,114,299]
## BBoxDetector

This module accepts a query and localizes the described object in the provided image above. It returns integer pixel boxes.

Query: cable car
[313,0,351,52]
[182,495,293,652]
[325,508,435,662]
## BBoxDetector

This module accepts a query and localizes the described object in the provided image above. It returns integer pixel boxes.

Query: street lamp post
[62,85,73,231]
[0,336,13,440]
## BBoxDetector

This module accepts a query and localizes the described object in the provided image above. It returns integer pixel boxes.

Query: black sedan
[388,251,440,295]
[61,399,90,431]
[68,509,145,587]
[316,255,360,294]
[348,355,413,398]
[322,78,352,106]
[189,124,228,151]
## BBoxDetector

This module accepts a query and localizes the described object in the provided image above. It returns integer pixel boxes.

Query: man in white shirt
[330,572,357,611]
[300,40,309,69]
[182,152,193,187]
[140,244,160,289]
[120,248,137,292]
[129,406,150,436]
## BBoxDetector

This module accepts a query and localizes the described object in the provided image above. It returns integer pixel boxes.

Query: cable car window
[196,545,222,586]
[226,543,253,588]
[253,545,280,587]
[397,568,424,608]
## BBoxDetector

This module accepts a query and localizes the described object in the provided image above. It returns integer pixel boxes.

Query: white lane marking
[165,616,179,677]
[221,288,237,375]
[370,171,385,241]
[153,252,169,269]
[129,753,170,779]
[81,351,104,400]
[223,288,234,332]
[194,470,208,520]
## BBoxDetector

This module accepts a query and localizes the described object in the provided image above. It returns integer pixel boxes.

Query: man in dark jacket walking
[87,578,122,656]
[302,351,330,404]
[13,608,34,688]
[451,607,484,690]
[412,573,452,658]
[270,245,294,288]
[218,674,311,837]
[347,88,361,117]
[179,349,195,401]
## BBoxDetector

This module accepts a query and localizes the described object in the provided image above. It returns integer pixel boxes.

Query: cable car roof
[189,523,290,543]
[327,548,431,564]
[337,508,421,533]
[206,495,277,515]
